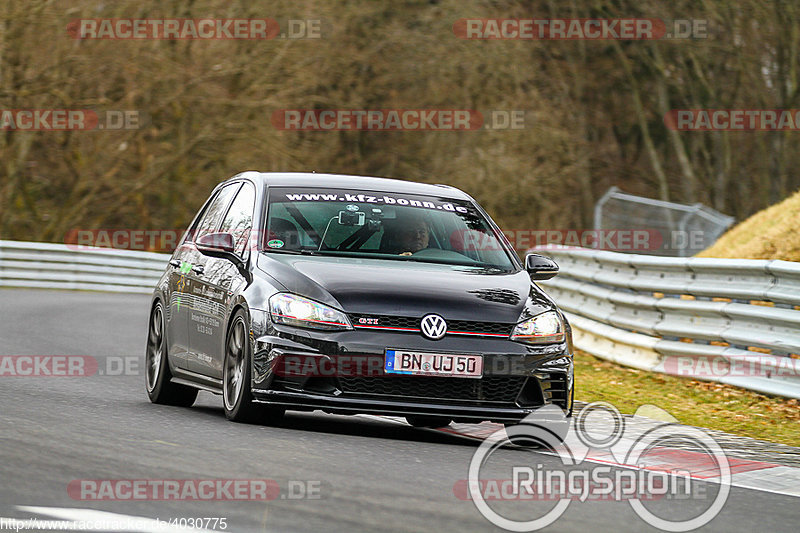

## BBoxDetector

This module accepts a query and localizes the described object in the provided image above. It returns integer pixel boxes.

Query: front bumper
[250,322,574,423]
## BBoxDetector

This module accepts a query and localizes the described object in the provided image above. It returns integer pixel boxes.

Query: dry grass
[700,187,800,261]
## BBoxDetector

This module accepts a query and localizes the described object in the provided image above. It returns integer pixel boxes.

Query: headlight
[510,311,565,344]
[269,293,352,331]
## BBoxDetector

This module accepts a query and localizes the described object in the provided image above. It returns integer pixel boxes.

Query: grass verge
[574,351,800,447]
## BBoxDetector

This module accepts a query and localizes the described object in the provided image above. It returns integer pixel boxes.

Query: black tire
[406,416,452,428]
[145,301,198,407]
[223,309,284,424]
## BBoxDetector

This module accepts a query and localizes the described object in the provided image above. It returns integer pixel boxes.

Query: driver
[382,213,430,255]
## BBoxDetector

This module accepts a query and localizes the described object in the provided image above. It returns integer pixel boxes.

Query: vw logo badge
[420,314,447,340]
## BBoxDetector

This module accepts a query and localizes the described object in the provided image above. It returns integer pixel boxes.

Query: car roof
[228,171,471,200]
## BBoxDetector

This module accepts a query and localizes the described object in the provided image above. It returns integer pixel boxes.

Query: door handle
[191,264,205,275]
[169,259,181,268]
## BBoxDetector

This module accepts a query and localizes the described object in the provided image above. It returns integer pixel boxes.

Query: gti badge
[420,314,447,340]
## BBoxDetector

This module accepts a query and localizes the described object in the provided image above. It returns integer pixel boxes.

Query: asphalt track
[0,289,798,532]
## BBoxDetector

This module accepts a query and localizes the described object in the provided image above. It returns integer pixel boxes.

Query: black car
[146,172,574,428]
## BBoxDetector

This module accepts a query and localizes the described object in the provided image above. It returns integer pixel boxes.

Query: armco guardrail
[3,239,799,398]
[0,240,168,294]
[534,247,800,399]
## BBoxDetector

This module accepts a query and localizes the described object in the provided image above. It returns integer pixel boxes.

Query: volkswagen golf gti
[145,172,574,429]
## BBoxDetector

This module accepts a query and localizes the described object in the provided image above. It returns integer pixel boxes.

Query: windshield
[263,187,517,271]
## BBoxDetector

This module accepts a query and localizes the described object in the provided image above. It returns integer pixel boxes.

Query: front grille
[351,315,418,329]
[448,320,513,335]
[338,375,527,404]
[350,314,514,337]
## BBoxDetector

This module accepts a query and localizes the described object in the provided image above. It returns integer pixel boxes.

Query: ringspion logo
[466,403,730,531]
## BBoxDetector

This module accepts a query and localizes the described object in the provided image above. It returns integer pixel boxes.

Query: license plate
[384,349,483,378]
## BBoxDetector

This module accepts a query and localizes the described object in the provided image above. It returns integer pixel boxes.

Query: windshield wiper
[304,250,369,259]
[262,249,318,255]
[398,256,505,270]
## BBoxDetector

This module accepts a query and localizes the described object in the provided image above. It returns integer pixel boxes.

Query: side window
[190,184,240,242]
[220,182,256,256]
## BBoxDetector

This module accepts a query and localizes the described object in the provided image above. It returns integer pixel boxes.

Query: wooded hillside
[2,0,798,247]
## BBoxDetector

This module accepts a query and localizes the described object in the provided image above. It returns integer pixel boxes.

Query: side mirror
[196,232,236,254]
[525,253,559,280]
[195,231,251,283]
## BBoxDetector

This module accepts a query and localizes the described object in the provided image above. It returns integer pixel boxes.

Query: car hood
[256,254,555,322]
